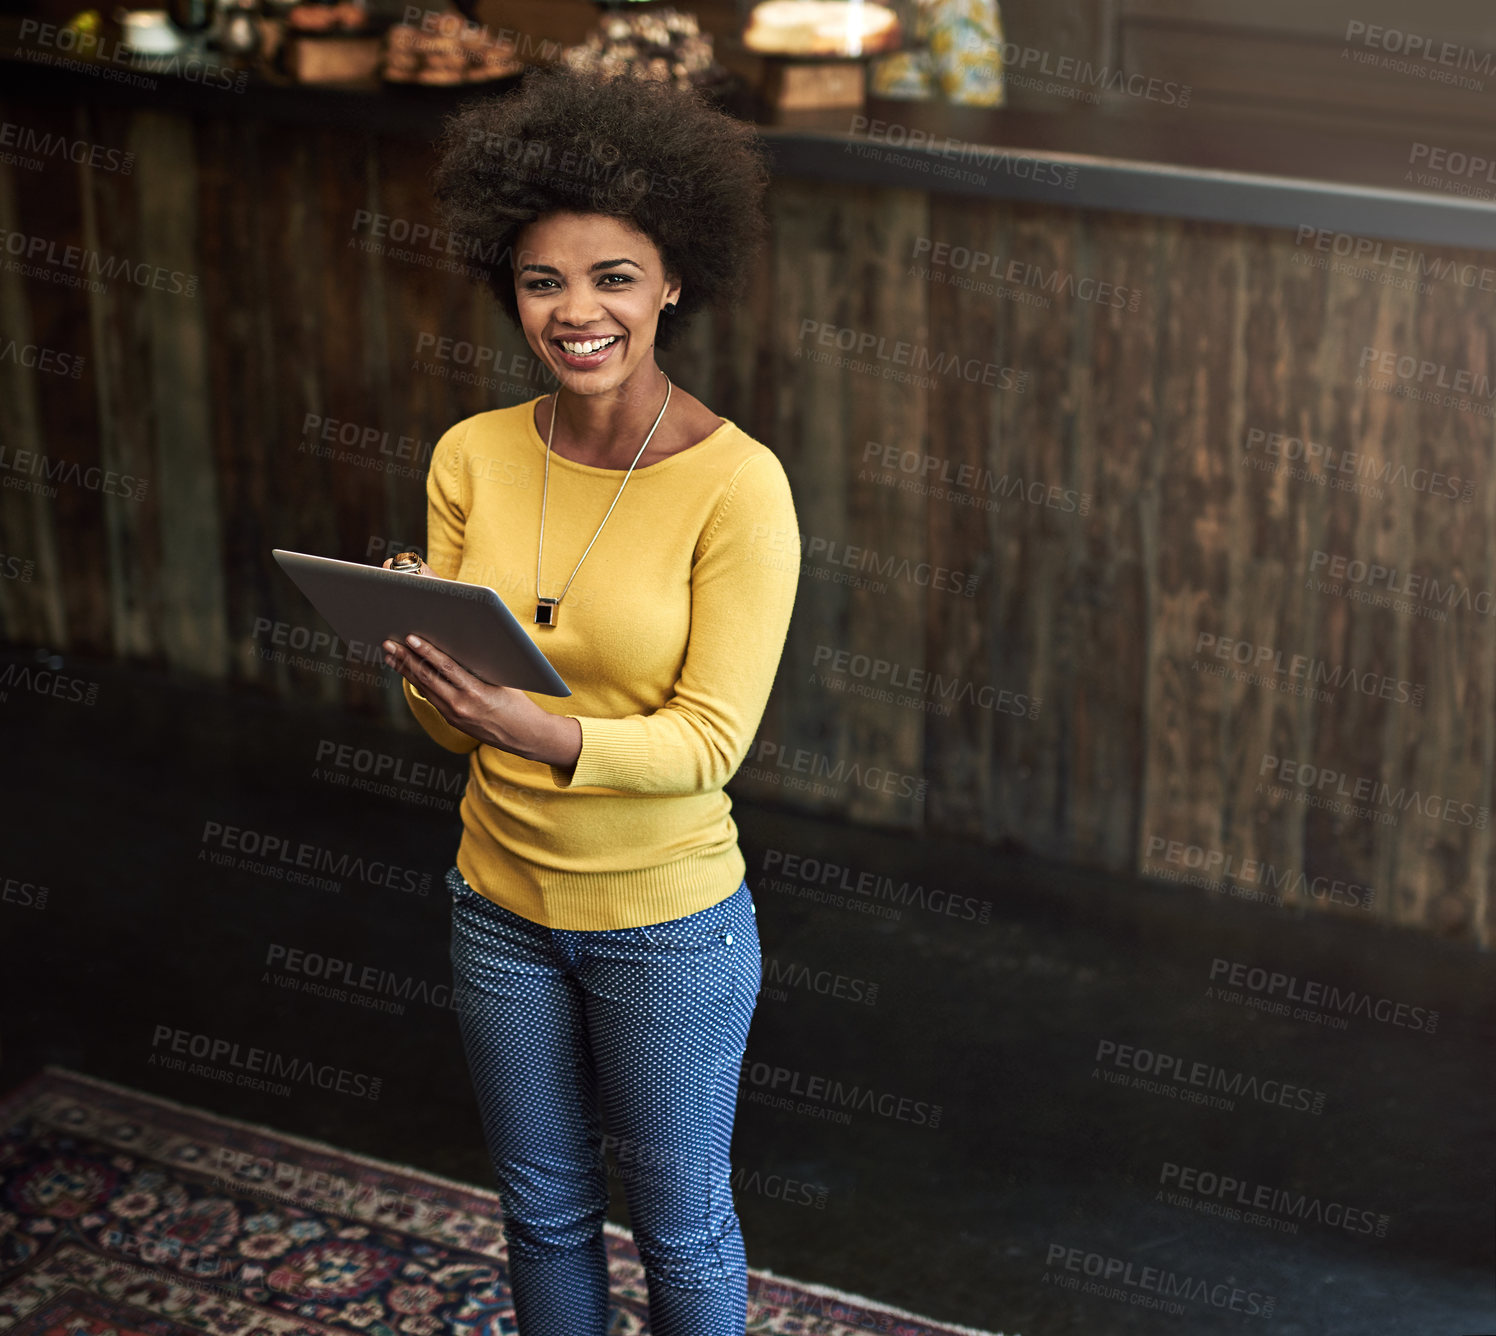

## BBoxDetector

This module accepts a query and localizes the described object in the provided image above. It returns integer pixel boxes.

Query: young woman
[380,67,799,1336]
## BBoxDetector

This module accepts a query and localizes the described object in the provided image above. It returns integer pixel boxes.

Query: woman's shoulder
[427,402,544,484]
[701,423,796,535]
[695,412,783,473]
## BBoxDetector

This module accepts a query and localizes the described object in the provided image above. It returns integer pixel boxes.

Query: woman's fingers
[403,634,471,691]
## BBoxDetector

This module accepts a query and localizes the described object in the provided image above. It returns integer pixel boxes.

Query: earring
[662,301,677,315]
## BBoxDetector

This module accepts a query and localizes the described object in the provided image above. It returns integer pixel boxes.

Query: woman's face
[513,211,681,399]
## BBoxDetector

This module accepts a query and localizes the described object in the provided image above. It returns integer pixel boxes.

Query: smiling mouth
[554,334,621,357]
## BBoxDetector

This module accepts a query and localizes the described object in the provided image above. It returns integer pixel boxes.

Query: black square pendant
[534,599,558,627]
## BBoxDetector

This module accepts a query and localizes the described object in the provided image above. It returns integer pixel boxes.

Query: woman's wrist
[510,710,583,770]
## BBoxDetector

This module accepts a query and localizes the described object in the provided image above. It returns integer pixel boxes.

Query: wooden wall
[3,97,1494,945]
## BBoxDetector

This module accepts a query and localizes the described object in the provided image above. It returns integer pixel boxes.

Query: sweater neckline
[522,396,735,475]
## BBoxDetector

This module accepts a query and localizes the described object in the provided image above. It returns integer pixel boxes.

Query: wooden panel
[198,116,278,691]
[1121,0,1496,40]
[0,138,60,648]
[921,195,1027,841]
[1065,210,1156,867]
[4,89,1495,944]
[1121,24,1496,123]
[1219,227,1324,917]
[839,185,928,830]
[82,100,162,664]
[1136,220,1242,890]
[131,113,227,678]
[9,99,105,655]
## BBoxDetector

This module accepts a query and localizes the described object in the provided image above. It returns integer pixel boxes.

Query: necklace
[534,373,672,627]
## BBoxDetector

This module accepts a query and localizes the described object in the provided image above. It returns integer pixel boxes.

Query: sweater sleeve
[548,450,800,795]
[401,419,482,756]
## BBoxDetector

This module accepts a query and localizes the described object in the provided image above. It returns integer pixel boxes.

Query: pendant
[534,597,558,627]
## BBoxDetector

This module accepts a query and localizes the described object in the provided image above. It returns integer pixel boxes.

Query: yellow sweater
[401,399,800,930]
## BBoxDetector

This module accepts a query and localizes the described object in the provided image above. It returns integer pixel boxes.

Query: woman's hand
[380,557,582,769]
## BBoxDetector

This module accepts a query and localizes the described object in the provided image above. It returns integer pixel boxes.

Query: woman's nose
[554,288,606,325]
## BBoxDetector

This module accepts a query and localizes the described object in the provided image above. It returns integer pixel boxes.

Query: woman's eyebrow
[518,258,645,274]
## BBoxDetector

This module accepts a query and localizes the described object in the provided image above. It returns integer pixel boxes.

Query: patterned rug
[0,1070,1004,1336]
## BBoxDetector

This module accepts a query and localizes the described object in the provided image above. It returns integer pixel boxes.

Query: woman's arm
[397,420,482,756]
[548,450,799,795]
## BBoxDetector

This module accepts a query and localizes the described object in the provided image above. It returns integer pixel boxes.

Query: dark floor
[1,644,1493,1336]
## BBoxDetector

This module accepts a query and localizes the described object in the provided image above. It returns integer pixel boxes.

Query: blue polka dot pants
[446,865,762,1336]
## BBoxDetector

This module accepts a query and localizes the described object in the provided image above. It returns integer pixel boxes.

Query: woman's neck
[549,364,671,467]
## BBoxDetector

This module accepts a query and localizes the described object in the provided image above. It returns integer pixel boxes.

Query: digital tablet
[271,549,571,697]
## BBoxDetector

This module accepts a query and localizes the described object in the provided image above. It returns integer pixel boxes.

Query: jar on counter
[870,0,1004,106]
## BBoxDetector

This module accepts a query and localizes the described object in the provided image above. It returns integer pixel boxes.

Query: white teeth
[560,335,618,355]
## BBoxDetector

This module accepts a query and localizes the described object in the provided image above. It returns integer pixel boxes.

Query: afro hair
[432,66,770,351]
